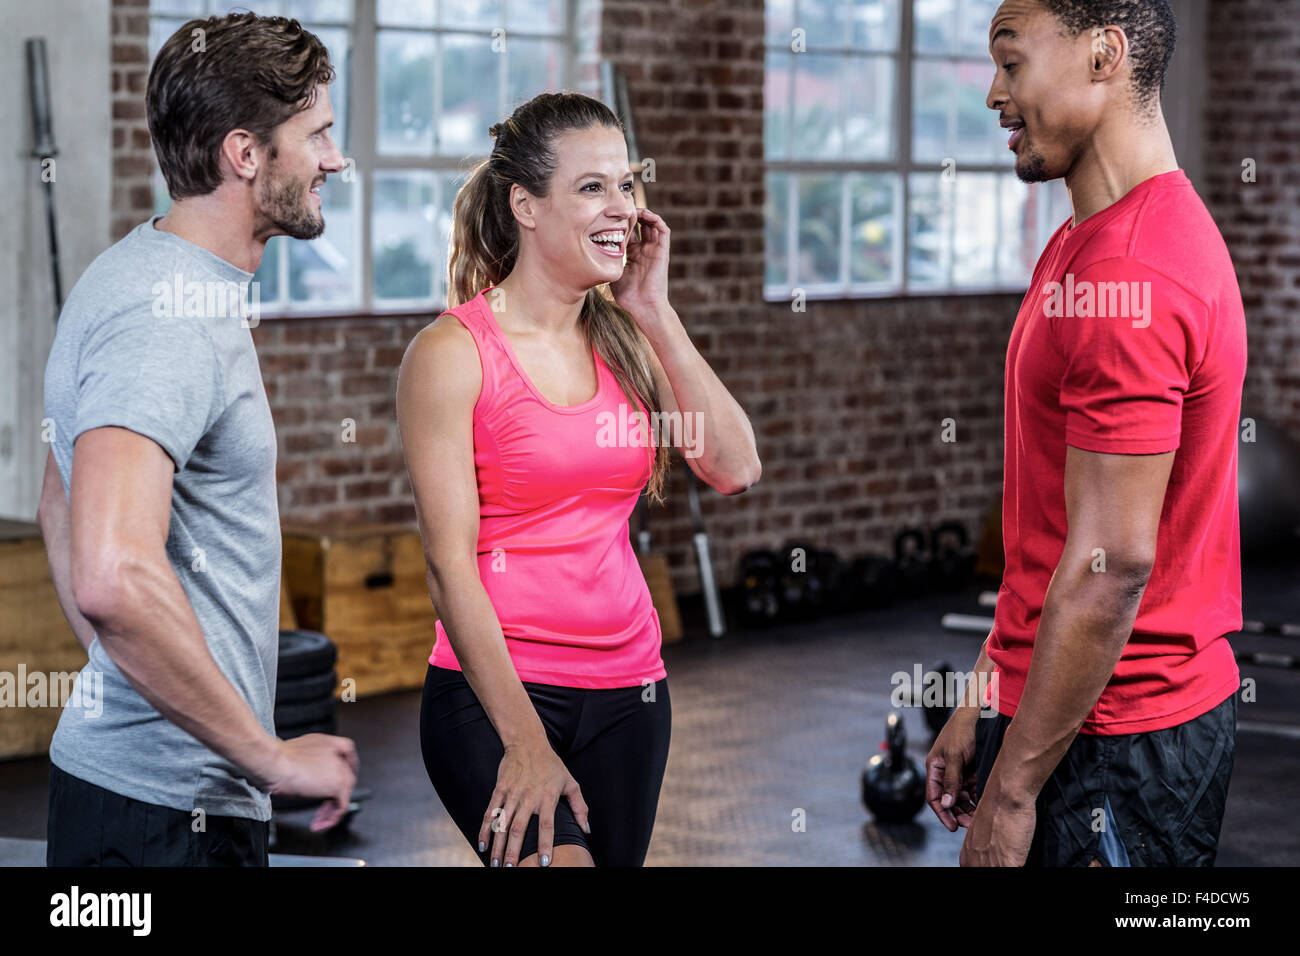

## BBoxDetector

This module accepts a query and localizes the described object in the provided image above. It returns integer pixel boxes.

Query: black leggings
[420,665,671,867]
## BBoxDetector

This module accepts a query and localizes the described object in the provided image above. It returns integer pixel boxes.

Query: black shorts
[420,665,671,867]
[974,691,1237,866]
[46,763,269,867]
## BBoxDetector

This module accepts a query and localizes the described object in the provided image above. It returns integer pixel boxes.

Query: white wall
[0,0,111,519]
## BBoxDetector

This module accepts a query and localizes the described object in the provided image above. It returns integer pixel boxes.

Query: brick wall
[1203,0,1300,438]
[111,0,153,240]
[107,1,1298,599]
[594,0,1014,593]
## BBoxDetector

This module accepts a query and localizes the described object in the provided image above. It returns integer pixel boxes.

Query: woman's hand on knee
[480,742,589,868]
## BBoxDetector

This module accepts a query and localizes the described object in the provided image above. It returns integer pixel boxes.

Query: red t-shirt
[990,169,1246,735]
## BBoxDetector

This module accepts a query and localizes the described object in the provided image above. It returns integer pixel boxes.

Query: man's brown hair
[146,13,335,199]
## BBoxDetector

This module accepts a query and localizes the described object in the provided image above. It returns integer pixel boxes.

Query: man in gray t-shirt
[44,217,282,821]
[37,13,355,866]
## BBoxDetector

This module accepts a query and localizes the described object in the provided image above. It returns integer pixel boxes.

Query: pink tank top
[429,287,665,689]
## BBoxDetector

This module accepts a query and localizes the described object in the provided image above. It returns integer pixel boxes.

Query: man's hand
[925,707,980,831]
[259,734,360,832]
[959,780,1036,866]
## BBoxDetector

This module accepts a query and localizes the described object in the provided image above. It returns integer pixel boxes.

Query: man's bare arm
[983,447,1175,805]
[67,426,287,788]
[35,450,97,654]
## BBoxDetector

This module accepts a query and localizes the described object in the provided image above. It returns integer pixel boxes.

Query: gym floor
[1,565,1296,867]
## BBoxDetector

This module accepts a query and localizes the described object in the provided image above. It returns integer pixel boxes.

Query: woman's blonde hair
[446,91,669,503]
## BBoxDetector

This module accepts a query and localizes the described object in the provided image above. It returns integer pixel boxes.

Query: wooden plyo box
[0,519,87,759]
[281,522,438,698]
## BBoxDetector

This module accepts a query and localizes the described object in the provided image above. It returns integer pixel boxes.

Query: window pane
[912,58,953,163]
[443,0,502,29]
[996,173,1034,286]
[208,0,282,14]
[509,0,565,32]
[438,171,469,305]
[907,173,948,286]
[843,54,892,160]
[315,27,351,154]
[790,52,840,160]
[283,0,353,20]
[149,18,188,58]
[442,33,499,155]
[850,0,898,51]
[915,0,999,55]
[956,0,999,56]
[952,171,996,286]
[766,0,795,45]
[764,49,791,159]
[152,1,202,15]
[289,177,359,307]
[954,60,999,163]
[377,0,435,27]
[798,0,848,48]
[374,171,436,304]
[796,174,842,286]
[765,172,790,287]
[508,37,563,107]
[253,237,283,306]
[377,30,435,155]
[849,174,894,284]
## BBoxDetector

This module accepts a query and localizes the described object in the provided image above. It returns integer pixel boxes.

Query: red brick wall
[1204,0,1300,439]
[108,1,1297,599]
[594,0,1014,593]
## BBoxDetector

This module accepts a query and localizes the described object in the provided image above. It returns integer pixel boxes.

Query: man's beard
[1014,142,1050,184]
[259,167,325,240]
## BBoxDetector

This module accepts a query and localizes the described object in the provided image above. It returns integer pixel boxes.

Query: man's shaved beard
[258,163,325,241]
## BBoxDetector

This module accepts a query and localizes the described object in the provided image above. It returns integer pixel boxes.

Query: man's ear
[220,128,264,185]
[1088,25,1127,83]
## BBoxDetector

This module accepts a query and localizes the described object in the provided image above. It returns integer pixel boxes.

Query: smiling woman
[396,90,759,869]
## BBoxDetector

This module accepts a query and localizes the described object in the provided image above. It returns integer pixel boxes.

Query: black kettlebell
[929,522,976,591]
[777,541,825,620]
[861,712,926,823]
[737,549,781,626]
[893,527,931,596]
[850,554,899,609]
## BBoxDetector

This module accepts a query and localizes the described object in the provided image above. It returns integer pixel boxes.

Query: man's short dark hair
[146,13,335,199]
[1039,0,1177,109]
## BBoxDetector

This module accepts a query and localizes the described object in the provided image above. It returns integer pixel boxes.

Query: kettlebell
[737,549,781,626]
[892,527,931,596]
[861,712,926,823]
[929,521,976,591]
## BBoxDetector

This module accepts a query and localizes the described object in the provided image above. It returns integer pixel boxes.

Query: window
[764,0,1070,299]
[147,0,572,315]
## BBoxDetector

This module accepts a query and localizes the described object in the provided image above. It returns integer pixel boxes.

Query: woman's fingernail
[541,854,550,867]
[491,858,500,867]
[478,841,486,852]
[505,861,514,868]
[584,821,591,834]
[942,794,953,808]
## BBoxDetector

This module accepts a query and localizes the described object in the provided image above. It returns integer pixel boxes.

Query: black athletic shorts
[974,691,1237,866]
[46,763,269,867]
[420,664,671,867]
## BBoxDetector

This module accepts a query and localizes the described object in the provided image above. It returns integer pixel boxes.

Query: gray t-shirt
[44,216,280,821]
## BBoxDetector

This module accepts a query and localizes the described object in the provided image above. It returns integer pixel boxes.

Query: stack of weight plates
[272,630,340,814]
[275,629,339,737]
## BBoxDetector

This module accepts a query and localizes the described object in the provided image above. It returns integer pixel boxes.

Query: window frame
[145,0,577,320]
[764,0,1067,302]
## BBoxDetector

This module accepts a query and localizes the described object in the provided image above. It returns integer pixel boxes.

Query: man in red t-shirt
[925,0,1245,866]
